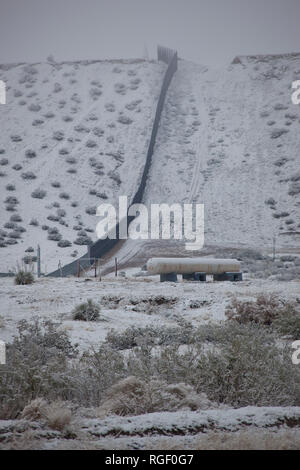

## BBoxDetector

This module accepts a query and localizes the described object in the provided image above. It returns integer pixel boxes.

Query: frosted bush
[97,376,214,417]
[0,158,8,166]
[21,171,36,180]
[15,271,34,285]
[31,189,47,199]
[12,164,22,171]
[6,184,16,191]
[85,206,97,215]
[72,299,100,321]
[10,214,22,222]
[25,149,37,159]
[29,218,39,226]
[11,134,22,142]
[51,181,61,188]
[288,182,300,196]
[53,130,64,141]
[58,239,72,248]
[59,192,70,200]
[47,214,60,222]
[86,139,97,148]
[114,83,126,95]
[118,114,133,125]
[74,235,92,245]
[28,103,41,112]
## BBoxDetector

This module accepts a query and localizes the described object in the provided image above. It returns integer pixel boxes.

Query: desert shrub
[114,83,126,94]
[288,182,300,196]
[44,111,55,119]
[67,168,77,174]
[5,196,19,205]
[56,208,66,218]
[6,184,15,191]
[6,238,18,245]
[72,299,100,321]
[108,171,121,185]
[31,189,47,199]
[21,171,36,180]
[125,99,142,111]
[12,164,22,171]
[4,222,16,229]
[0,158,8,166]
[85,206,97,215]
[32,119,44,126]
[117,114,133,125]
[105,102,115,112]
[48,233,62,241]
[25,246,34,253]
[225,294,299,326]
[51,181,61,188]
[28,103,41,112]
[58,239,72,248]
[0,319,77,418]
[29,218,39,226]
[265,197,276,206]
[11,134,22,142]
[106,322,193,350]
[59,192,70,200]
[0,171,6,177]
[25,149,36,159]
[65,156,77,164]
[97,376,212,417]
[53,130,64,141]
[62,115,73,122]
[97,192,108,199]
[14,225,26,233]
[90,87,102,99]
[74,124,89,133]
[271,128,289,139]
[10,214,22,222]
[291,171,300,182]
[86,139,97,148]
[273,311,300,340]
[73,236,92,246]
[59,147,69,155]
[129,78,141,89]
[8,231,21,239]
[93,127,104,137]
[47,214,60,222]
[15,270,34,285]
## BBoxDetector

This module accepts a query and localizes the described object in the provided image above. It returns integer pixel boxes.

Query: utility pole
[37,244,41,278]
[115,257,118,277]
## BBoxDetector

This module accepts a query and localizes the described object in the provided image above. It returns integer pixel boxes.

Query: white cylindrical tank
[147,258,240,275]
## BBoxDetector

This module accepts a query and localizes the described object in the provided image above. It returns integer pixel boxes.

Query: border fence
[47,45,178,277]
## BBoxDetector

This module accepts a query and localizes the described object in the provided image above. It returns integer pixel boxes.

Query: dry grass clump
[15,270,34,285]
[97,376,215,418]
[21,398,71,431]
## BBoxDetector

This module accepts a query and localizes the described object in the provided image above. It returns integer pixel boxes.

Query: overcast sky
[0,0,300,67]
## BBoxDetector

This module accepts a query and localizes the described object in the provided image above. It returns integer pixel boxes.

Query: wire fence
[48,45,178,277]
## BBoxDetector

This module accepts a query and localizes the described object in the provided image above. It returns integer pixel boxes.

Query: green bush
[72,299,100,321]
[15,270,34,285]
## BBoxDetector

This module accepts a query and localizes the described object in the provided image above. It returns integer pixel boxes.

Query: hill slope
[0,59,165,272]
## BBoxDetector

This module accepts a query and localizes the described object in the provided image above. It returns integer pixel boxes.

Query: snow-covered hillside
[0,59,165,272]
[0,53,299,274]
[146,54,300,246]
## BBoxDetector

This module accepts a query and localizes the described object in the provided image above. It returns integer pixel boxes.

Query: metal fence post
[37,245,41,278]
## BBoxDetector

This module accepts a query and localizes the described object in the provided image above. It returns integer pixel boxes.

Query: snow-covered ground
[1,53,300,275]
[0,274,299,350]
[0,59,165,272]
